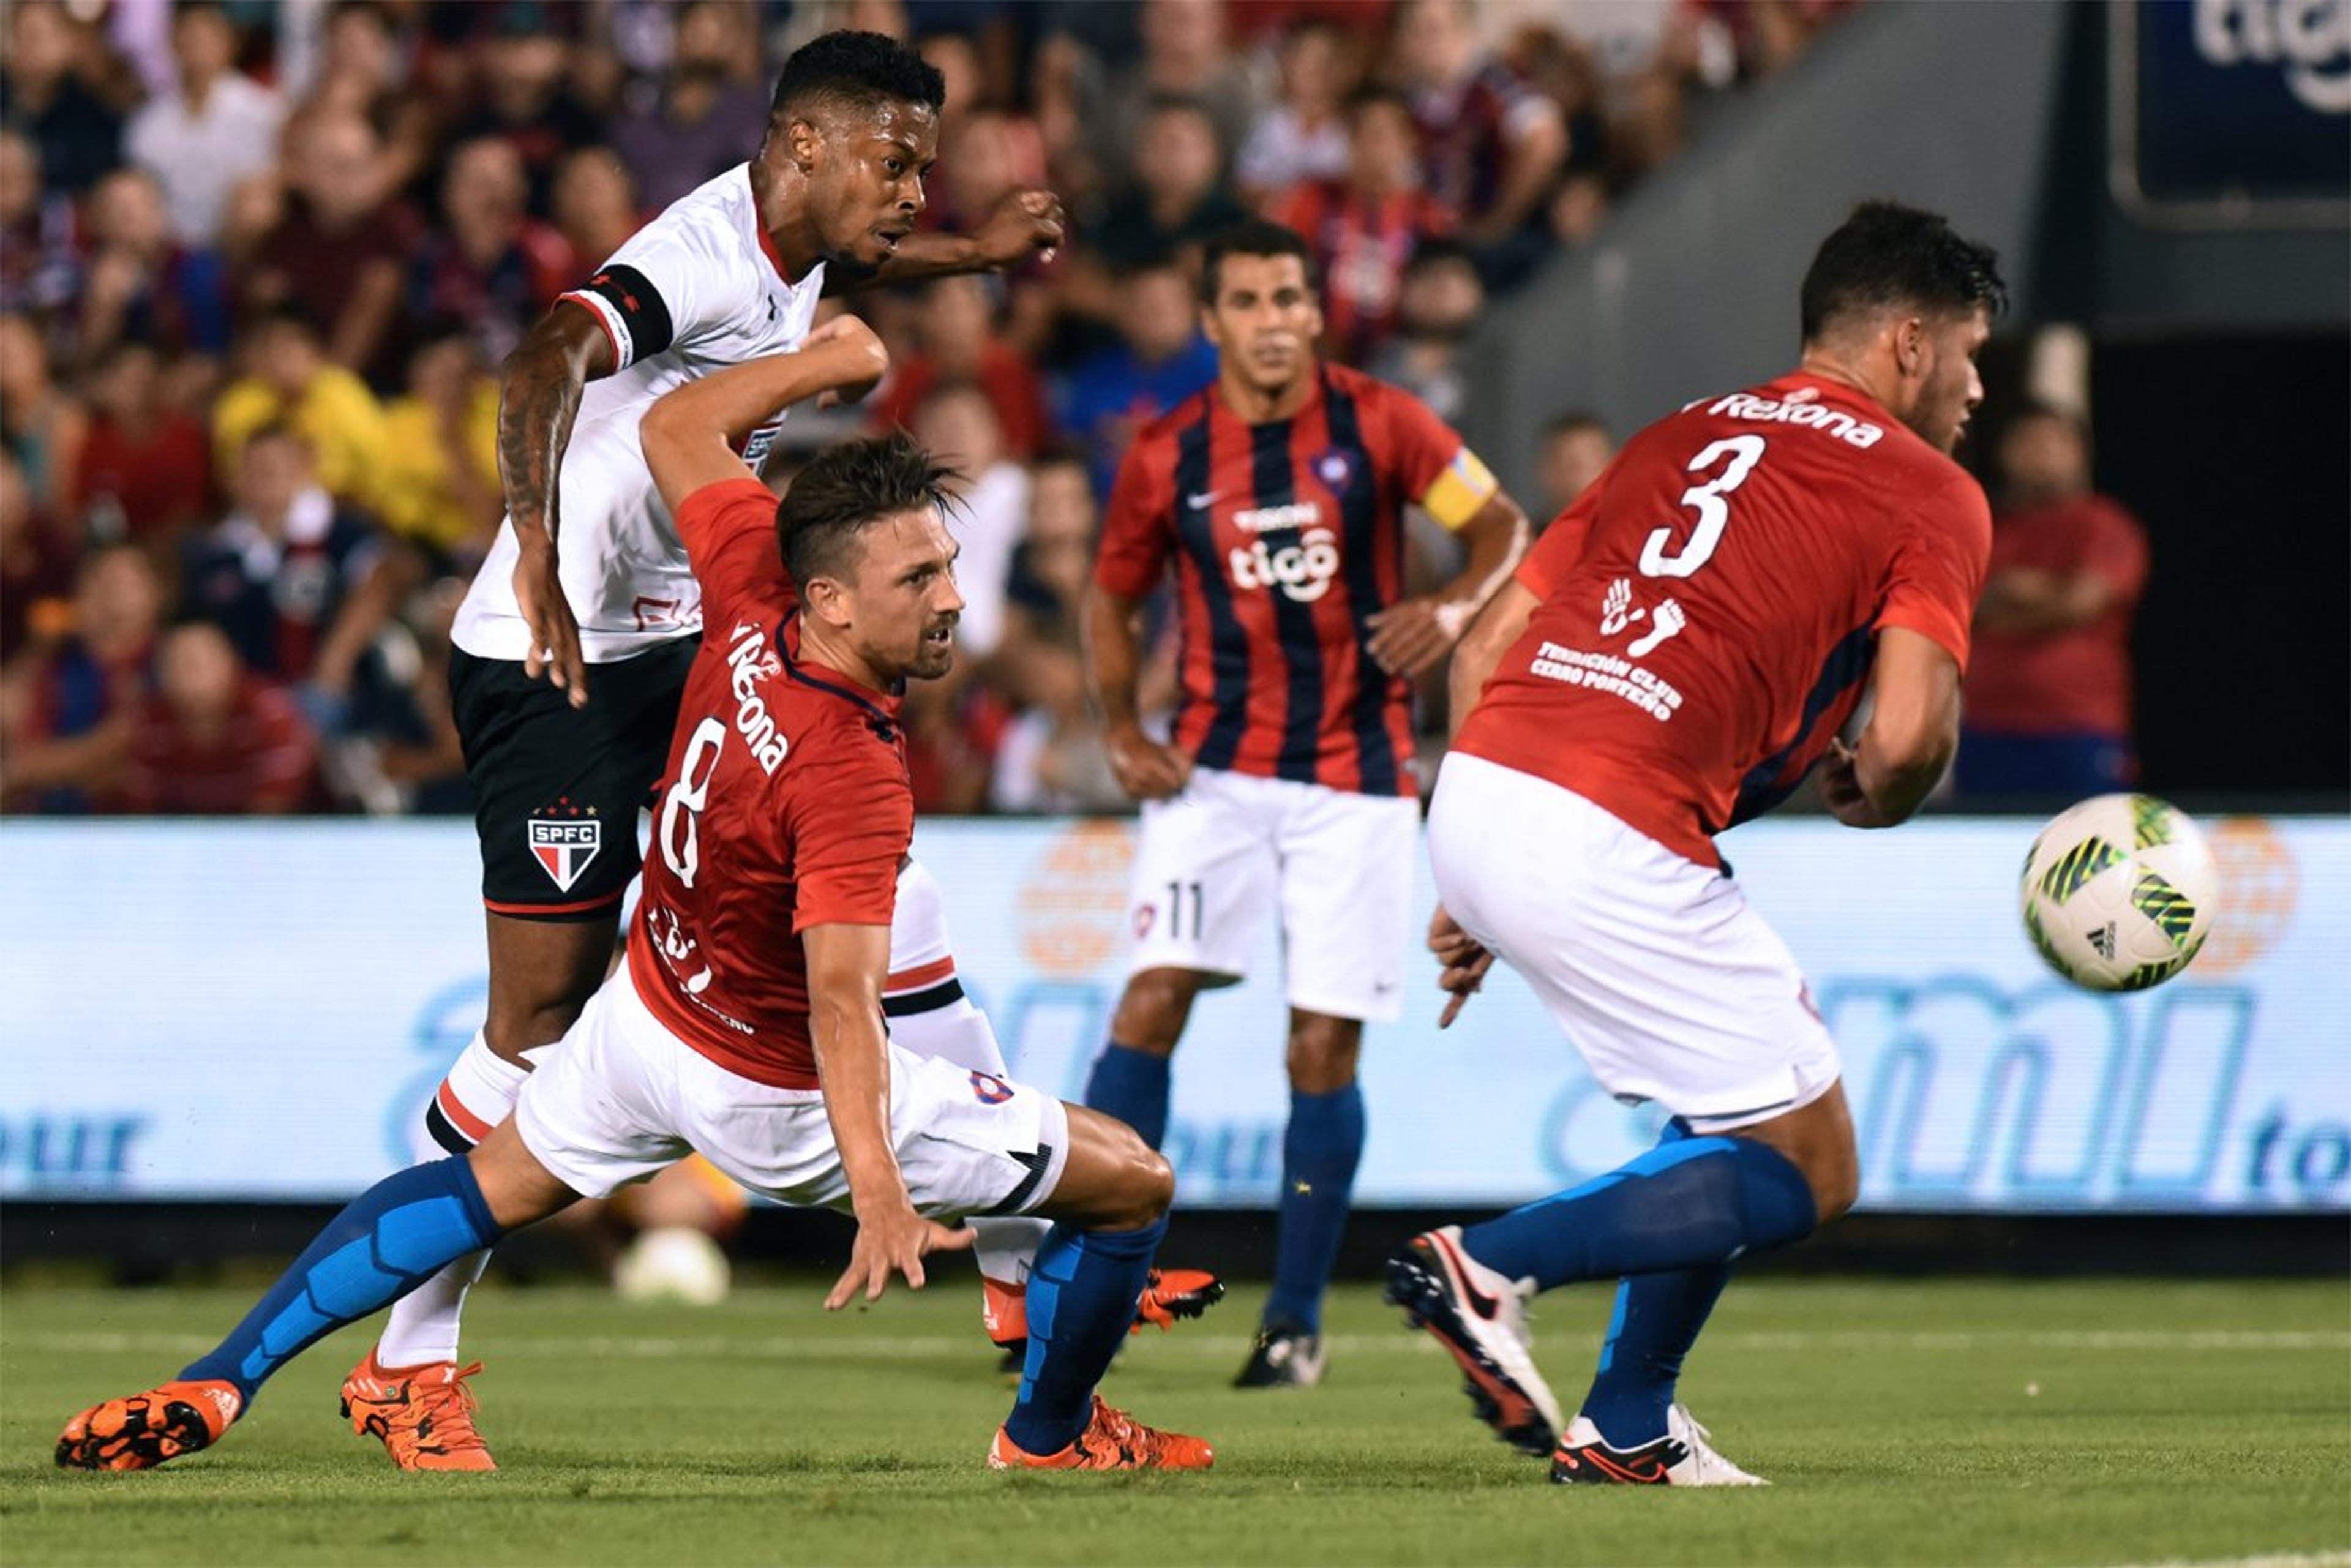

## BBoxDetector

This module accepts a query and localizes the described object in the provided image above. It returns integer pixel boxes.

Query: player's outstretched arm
[1368,491,1532,678]
[1818,626,1962,830]
[805,921,973,1308]
[1082,582,1190,801]
[498,304,618,708]
[822,187,1067,296]
[637,317,890,519]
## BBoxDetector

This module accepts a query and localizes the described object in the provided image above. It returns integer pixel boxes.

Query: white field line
[7,1328,2347,1360]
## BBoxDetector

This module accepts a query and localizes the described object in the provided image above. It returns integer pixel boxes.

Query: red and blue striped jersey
[1095,364,1483,797]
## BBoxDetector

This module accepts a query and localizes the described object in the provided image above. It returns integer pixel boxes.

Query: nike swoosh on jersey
[1186,491,1222,509]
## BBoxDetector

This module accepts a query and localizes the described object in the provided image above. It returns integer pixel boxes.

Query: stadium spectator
[1235,20,1357,201]
[0,543,161,814]
[1390,0,1565,285]
[0,312,88,520]
[374,322,503,568]
[0,130,82,330]
[1,0,124,200]
[67,341,214,549]
[873,276,1051,460]
[1958,404,2151,799]
[912,383,1027,662]
[179,424,394,699]
[1082,97,1252,272]
[122,1,283,252]
[242,113,421,386]
[1059,263,1220,498]
[403,137,572,368]
[1367,240,1485,424]
[0,448,77,666]
[70,167,234,370]
[609,2,772,212]
[318,575,471,817]
[212,307,391,513]
[445,24,608,220]
[294,0,438,205]
[550,146,646,275]
[1071,0,1260,194]
[120,620,317,814]
[989,452,1131,814]
[1272,89,1455,363]
[1535,410,1613,517]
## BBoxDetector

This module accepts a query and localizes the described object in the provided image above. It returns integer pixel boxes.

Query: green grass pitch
[3,1275,2345,1566]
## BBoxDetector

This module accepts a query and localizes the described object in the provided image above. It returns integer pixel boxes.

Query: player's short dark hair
[777,433,960,592]
[1543,410,1610,442]
[771,30,945,123]
[1199,218,1320,304]
[1346,85,1415,124]
[1800,200,2006,342]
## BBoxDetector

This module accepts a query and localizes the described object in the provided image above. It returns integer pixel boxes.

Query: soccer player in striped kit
[1082,219,1530,1387]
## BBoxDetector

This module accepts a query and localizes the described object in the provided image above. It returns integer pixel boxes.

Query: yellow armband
[1422,446,1499,531]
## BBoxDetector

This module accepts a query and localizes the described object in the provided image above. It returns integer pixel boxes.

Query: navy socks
[1460,1128,1817,1291]
[1081,1043,1171,1150]
[1264,1084,1365,1335]
[1003,1217,1168,1455]
[181,1157,501,1407]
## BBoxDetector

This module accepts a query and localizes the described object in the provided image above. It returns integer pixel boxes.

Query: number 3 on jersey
[659,716,727,887]
[1639,435,1766,579]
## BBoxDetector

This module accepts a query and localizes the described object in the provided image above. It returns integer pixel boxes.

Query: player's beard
[908,615,958,680]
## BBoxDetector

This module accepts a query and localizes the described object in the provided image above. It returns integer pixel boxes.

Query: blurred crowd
[0,0,1857,816]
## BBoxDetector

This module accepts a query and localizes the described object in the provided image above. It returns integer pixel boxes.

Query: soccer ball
[2020,793,2216,992]
[613,1225,733,1307]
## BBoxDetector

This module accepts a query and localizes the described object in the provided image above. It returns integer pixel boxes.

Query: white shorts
[514,964,1070,1215]
[1127,765,1419,1022]
[1427,753,1842,1132]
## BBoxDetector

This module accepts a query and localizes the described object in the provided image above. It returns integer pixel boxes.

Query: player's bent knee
[1043,1103,1176,1230]
[1284,1013,1362,1092]
[467,1120,581,1231]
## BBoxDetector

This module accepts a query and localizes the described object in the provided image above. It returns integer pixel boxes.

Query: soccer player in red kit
[58,324,1212,1476]
[1385,201,2004,1484]
[1081,219,1530,1387]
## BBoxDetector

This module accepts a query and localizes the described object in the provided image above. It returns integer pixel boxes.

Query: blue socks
[1460,1128,1817,1291]
[1264,1084,1365,1335]
[181,1157,501,1407]
[1578,1263,1733,1447]
[1082,1043,1171,1149]
[1003,1217,1166,1455]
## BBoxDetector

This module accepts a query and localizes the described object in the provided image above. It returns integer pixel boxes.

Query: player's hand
[514,537,587,708]
[1817,737,1894,829]
[1367,596,1473,678]
[1429,905,1494,1029]
[827,1202,974,1309]
[804,312,890,407]
[1105,721,1191,801]
[975,186,1067,268]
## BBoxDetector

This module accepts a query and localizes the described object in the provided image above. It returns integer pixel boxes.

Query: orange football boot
[986,1395,1215,1471]
[56,1379,241,1471]
[340,1351,496,1471]
[1131,1267,1226,1334]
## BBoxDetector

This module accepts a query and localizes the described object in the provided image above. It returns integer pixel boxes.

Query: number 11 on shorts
[1164,880,1204,941]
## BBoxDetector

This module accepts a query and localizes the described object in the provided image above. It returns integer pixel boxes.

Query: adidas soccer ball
[613,1225,732,1307]
[2020,793,2217,992]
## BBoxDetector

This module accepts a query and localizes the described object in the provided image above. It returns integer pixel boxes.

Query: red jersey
[1095,364,1491,797]
[1963,494,2148,738]
[1455,372,1990,867]
[627,477,913,1090]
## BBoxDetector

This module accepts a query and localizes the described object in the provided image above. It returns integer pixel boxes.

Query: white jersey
[453,165,827,664]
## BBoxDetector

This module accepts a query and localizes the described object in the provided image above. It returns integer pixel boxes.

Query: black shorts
[450,637,701,921]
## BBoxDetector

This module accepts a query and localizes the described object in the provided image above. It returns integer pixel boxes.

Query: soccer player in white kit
[57,334,1214,1474]
[342,32,1106,1470]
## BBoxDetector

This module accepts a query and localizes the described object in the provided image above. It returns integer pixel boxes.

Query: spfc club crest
[528,800,602,893]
